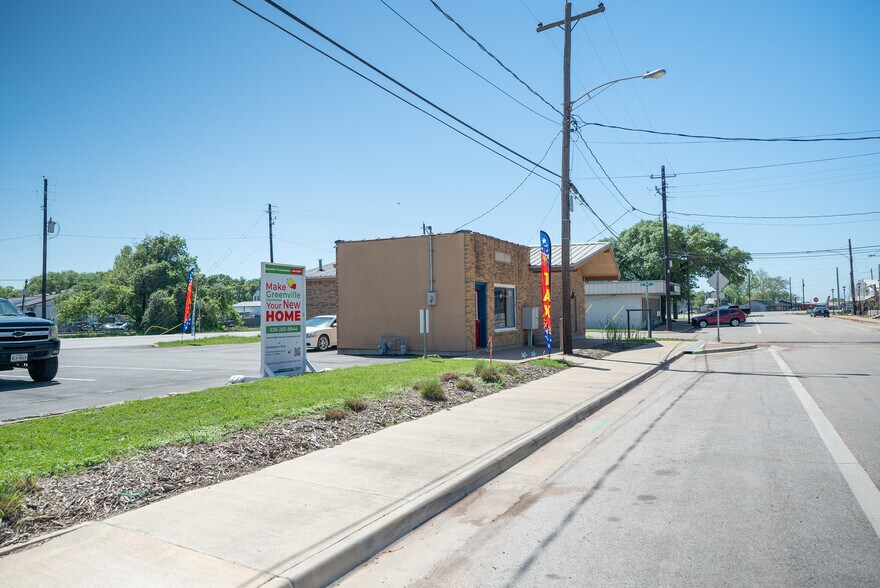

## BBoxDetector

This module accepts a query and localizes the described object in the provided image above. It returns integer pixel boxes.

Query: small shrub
[480,366,502,383]
[412,380,422,390]
[440,371,459,382]
[0,484,25,523]
[345,398,369,412]
[500,363,520,377]
[603,318,623,350]
[323,408,347,421]
[473,361,489,378]
[455,378,475,391]
[420,380,446,401]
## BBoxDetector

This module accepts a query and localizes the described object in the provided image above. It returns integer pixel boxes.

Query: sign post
[708,271,729,343]
[260,262,310,377]
[639,282,654,337]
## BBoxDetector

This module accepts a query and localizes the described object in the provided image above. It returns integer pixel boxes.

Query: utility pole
[848,238,857,315]
[41,177,48,319]
[802,278,805,308]
[836,267,841,315]
[267,204,275,263]
[747,271,751,312]
[788,277,792,311]
[537,1,605,355]
[20,279,28,311]
[652,165,673,330]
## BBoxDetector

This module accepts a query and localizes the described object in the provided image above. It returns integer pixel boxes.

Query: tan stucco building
[336,231,619,355]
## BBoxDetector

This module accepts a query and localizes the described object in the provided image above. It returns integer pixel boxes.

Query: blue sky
[2,0,879,300]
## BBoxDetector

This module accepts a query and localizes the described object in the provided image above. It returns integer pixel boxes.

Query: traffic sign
[813,297,819,302]
[640,282,654,287]
[708,271,728,293]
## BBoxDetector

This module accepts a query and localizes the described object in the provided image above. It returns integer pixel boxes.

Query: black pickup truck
[0,297,61,382]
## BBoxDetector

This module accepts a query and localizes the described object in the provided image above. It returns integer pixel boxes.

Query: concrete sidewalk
[1,341,691,588]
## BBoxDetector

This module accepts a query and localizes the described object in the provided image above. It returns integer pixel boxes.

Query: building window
[494,285,516,330]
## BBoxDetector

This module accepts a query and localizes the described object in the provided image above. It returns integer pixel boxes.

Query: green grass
[155,335,261,347]
[528,358,571,369]
[0,358,485,484]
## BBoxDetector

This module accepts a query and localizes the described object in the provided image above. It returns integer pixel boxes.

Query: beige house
[336,231,619,355]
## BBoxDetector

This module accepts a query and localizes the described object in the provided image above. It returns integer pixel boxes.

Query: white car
[305,315,337,351]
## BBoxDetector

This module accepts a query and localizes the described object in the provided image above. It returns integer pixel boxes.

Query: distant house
[744,299,792,312]
[7,294,61,321]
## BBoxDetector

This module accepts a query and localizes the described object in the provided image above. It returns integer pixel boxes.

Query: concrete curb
[686,342,757,355]
[280,344,690,588]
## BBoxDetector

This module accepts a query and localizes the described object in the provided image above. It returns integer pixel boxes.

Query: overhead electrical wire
[231,0,559,184]
[378,0,557,124]
[572,151,880,180]
[670,210,880,220]
[583,122,880,142]
[427,0,561,117]
[454,130,560,231]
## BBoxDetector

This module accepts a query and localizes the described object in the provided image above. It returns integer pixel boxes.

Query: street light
[572,69,666,108]
[557,69,665,354]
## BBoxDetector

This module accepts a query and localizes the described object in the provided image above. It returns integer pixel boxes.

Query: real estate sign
[260,262,306,377]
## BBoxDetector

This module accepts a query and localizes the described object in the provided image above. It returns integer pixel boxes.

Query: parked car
[103,321,131,332]
[691,307,747,328]
[811,305,830,317]
[0,297,61,382]
[305,315,337,351]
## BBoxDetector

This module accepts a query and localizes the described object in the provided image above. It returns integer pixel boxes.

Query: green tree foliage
[108,234,197,327]
[24,270,106,296]
[611,221,752,295]
[750,269,791,302]
[0,285,20,299]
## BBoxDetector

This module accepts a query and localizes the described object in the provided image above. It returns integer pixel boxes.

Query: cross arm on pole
[536,3,605,32]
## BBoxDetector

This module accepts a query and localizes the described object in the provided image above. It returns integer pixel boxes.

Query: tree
[0,285,20,299]
[107,234,197,326]
[750,269,790,301]
[611,221,752,295]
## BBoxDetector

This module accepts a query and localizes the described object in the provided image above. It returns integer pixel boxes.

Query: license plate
[11,353,28,362]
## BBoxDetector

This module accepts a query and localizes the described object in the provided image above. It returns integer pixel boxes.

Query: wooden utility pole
[848,239,857,315]
[537,2,605,355]
[652,165,673,329]
[267,204,275,263]
[836,267,841,315]
[41,177,48,319]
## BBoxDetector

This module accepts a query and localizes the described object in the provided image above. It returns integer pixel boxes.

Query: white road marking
[1,375,97,382]
[61,365,192,372]
[769,347,880,538]
[754,321,763,335]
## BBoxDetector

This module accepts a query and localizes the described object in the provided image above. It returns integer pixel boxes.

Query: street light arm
[571,69,666,109]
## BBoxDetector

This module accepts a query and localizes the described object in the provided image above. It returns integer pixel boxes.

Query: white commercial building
[584,280,680,331]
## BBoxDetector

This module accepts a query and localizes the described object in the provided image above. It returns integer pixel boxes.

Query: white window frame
[493,283,517,332]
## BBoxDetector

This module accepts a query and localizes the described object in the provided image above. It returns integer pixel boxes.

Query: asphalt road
[0,334,407,421]
[339,313,880,586]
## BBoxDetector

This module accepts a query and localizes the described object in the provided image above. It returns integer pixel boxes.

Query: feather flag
[540,231,552,354]
[182,269,194,333]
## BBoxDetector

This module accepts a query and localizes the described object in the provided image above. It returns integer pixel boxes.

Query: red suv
[691,307,747,328]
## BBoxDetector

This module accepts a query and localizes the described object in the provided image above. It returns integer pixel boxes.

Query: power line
[428,0,561,117]
[572,151,880,180]
[583,122,880,142]
[378,0,556,124]
[454,130,560,231]
[670,210,880,220]
[244,0,560,182]
[573,127,654,217]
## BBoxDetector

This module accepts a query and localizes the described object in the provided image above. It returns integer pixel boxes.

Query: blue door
[475,282,487,348]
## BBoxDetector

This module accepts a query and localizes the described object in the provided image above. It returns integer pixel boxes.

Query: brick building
[304,260,337,318]
[335,231,619,355]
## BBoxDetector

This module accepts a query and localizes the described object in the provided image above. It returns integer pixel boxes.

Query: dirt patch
[0,363,562,550]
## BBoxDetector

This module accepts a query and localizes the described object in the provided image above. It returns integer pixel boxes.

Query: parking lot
[0,336,408,422]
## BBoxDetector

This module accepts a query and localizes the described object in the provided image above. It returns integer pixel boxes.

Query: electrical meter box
[522,306,540,330]
[427,291,437,306]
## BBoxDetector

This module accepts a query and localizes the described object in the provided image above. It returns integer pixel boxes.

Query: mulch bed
[0,362,566,551]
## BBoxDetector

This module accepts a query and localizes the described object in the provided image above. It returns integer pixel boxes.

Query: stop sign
[813,297,819,302]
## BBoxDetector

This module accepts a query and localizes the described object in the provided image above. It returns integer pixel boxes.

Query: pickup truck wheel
[28,357,58,382]
[698,320,708,328]
[730,318,741,327]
